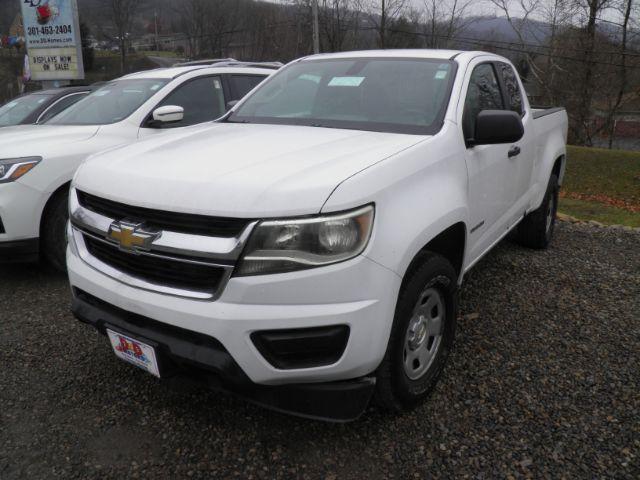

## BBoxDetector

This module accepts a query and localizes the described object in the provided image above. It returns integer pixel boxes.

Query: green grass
[558,146,640,227]
[559,198,640,227]
[564,145,640,204]
[138,50,179,58]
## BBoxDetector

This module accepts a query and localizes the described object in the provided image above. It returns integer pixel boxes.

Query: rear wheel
[375,252,458,412]
[41,189,69,272]
[516,173,559,249]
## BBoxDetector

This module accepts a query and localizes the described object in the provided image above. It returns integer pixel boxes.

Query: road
[1,221,638,479]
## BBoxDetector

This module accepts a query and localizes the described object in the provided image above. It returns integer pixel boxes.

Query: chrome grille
[83,233,227,293]
[69,187,256,300]
[77,189,251,237]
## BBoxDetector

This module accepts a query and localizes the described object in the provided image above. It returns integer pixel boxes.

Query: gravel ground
[1,221,638,479]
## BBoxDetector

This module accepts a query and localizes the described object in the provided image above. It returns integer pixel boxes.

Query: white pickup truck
[0,63,274,270]
[68,50,567,421]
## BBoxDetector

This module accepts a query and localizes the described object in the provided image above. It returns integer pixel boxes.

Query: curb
[557,213,640,233]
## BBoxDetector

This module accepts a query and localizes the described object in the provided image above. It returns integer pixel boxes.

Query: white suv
[0,63,275,270]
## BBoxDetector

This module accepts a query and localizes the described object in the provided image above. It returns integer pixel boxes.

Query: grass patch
[559,146,640,227]
[559,198,640,227]
[564,145,640,205]
[139,50,179,58]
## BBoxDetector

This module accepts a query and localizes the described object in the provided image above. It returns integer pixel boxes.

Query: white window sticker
[299,74,321,83]
[435,70,448,80]
[328,76,365,87]
[214,78,222,89]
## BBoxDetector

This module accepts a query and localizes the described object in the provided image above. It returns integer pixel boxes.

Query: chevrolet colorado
[0,63,275,270]
[68,50,568,421]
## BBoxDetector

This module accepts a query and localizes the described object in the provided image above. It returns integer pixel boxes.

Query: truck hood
[0,125,100,156]
[75,123,426,217]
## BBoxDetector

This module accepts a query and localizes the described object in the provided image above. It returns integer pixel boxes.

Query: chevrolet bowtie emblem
[107,220,161,253]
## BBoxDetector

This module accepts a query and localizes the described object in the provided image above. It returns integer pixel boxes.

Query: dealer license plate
[107,329,160,377]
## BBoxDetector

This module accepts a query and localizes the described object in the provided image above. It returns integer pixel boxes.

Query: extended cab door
[461,61,528,263]
[495,62,536,216]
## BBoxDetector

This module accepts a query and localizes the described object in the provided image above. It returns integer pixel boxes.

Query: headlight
[0,157,42,184]
[236,205,374,276]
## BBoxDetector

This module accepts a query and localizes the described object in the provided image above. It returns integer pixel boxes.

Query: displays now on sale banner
[20,0,84,81]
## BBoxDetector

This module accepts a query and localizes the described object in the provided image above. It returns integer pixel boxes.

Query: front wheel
[516,173,559,249]
[374,252,458,412]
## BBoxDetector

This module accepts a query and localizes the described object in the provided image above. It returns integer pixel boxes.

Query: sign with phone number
[20,0,84,80]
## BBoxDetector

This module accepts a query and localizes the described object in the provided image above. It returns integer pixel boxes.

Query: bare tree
[422,0,475,48]
[174,0,209,59]
[574,0,615,145]
[109,0,144,72]
[319,0,363,52]
[606,0,635,147]
[202,0,242,58]
[366,0,407,48]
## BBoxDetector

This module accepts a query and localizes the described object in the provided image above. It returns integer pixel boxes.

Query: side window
[154,76,226,128]
[462,63,504,140]
[228,74,266,101]
[38,92,88,123]
[498,63,524,115]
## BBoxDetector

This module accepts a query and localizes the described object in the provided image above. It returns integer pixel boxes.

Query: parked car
[0,86,93,127]
[68,50,568,421]
[0,63,276,270]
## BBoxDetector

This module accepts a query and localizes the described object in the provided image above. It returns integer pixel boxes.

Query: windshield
[0,94,54,127]
[47,79,168,125]
[229,58,456,135]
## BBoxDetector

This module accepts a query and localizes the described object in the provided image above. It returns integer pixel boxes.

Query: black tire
[41,188,69,272]
[374,252,458,412]
[516,173,559,249]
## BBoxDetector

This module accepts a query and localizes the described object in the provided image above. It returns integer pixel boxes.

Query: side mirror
[226,99,239,110]
[469,110,524,147]
[151,105,184,125]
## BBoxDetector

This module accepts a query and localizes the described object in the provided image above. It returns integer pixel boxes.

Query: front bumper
[0,181,46,243]
[67,243,401,386]
[72,287,376,421]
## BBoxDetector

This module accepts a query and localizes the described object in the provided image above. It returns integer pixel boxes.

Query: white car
[0,63,275,270]
[68,50,568,421]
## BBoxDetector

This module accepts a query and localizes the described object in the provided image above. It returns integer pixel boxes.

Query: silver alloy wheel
[403,287,445,380]
[546,190,555,233]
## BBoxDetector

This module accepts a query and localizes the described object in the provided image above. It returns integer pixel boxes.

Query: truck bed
[531,107,566,119]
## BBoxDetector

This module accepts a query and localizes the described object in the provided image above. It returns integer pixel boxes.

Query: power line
[377,27,640,70]
[128,18,640,70]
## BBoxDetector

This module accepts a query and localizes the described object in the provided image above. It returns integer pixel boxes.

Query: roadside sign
[19,0,85,81]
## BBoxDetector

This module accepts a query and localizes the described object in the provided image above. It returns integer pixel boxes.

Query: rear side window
[498,63,524,115]
[38,92,88,123]
[228,74,266,101]
[462,63,504,140]
[155,76,226,128]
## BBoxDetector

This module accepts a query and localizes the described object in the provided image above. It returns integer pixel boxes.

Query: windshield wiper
[310,122,341,129]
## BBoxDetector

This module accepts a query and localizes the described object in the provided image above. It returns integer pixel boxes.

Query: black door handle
[508,146,521,158]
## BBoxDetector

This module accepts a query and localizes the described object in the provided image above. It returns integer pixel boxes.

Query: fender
[321,128,469,281]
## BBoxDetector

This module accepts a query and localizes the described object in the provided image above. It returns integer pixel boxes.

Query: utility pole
[312,0,320,54]
[154,5,159,51]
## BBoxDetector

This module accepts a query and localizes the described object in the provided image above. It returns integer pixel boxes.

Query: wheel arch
[401,222,467,288]
[552,154,565,186]
[39,181,71,240]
